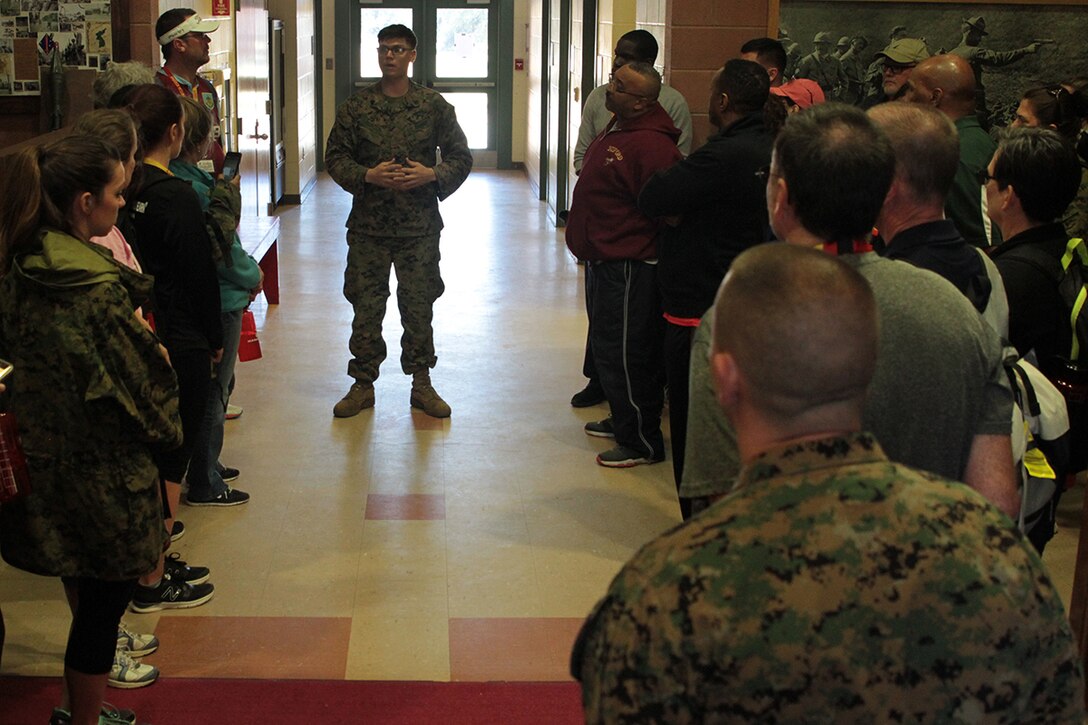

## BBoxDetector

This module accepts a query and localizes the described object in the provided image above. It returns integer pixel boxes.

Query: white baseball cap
[158,14,220,46]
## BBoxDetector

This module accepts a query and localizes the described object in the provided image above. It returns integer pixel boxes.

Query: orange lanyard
[160,67,200,101]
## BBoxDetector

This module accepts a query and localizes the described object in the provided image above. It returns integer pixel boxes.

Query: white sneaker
[226,403,243,420]
[117,622,159,657]
[108,647,159,689]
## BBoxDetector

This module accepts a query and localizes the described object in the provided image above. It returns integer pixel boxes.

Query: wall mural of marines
[779,2,1081,128]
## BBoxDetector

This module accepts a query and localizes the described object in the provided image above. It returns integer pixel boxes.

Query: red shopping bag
[238,309,263,362]
[0,412,31,504]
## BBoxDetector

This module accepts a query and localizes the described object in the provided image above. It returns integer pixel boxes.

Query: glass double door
[353,0,498,167]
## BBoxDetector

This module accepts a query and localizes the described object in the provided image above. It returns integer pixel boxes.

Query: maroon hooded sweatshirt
[566,102,682,262]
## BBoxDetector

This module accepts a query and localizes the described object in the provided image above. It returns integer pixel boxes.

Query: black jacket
[638,112,774,319]
[130,165,223,353]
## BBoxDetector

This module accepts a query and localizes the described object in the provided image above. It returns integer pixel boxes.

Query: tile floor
[0,170,1081,685]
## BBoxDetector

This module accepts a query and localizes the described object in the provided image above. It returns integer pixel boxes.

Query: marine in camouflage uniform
[0,230,182,580]
[325,76,471,403]
[572,432,1084,723]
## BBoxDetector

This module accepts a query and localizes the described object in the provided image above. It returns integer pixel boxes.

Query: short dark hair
[719,59,770,115]
[774,103,895,242]
[378,24,417,49]
[994,127,1081,223]
[157,8,195,61]
[740,37,787,75]
[619,29,659,64]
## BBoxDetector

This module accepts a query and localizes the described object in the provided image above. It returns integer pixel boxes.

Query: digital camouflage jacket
[573,433,1084,723]
[325,81,472,239]
[0,229,181,580]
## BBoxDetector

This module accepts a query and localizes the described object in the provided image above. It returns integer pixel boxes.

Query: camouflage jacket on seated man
[0,230,181,580]
[572,432,1084,723]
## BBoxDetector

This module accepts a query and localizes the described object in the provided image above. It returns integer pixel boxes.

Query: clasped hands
[366,157,437,190]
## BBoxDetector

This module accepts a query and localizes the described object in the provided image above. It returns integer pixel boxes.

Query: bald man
[572,243,1083,722]
[900,54,1000,247]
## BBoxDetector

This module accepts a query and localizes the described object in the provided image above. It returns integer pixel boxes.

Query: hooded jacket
[0,229,181,579]
[566,102,682,262]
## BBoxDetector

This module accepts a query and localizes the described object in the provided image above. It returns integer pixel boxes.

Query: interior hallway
[0,170,1081,688]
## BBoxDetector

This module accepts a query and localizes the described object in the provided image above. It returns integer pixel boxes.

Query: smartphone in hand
[222,152,242,181]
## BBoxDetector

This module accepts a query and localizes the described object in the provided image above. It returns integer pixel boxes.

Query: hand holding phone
[222,152,242,181]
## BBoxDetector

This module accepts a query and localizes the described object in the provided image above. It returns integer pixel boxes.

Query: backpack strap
[1062,238,1087,360]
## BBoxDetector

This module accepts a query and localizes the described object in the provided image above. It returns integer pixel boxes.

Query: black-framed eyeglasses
[377,45,412,56]
[976,169,1000,186]
[607,74,649,100]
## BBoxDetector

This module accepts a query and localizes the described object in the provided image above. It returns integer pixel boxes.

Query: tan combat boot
[333,383,375,418]
[410,371,451,418]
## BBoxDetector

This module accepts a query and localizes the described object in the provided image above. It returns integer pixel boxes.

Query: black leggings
[60,577,137,674]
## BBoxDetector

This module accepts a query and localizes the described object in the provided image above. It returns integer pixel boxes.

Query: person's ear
[711,351,741,412]
[719,92,730,115]
[767,67,779,85]
[81,191,95,212]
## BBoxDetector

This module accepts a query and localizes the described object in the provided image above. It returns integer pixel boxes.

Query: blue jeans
[187,309,244,499]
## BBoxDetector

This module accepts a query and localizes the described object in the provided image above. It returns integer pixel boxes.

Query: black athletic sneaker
[130,572,214,613]
[571,380,606,407]
[170,520,185,542]
[186,486,250,507]
[596,445,665,468]
[218,465,240,482]
[164,552,211,585]
[583,417,615,438]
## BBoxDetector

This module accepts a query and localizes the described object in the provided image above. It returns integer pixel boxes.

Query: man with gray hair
[868,102,1007,331]
[566,61,681,467]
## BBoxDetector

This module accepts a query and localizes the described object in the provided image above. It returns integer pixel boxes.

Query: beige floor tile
[346,616,451,681]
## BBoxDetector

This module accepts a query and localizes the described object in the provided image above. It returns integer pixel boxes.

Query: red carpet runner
[0,677,583,724]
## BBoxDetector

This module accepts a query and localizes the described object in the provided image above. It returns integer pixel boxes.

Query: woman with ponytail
[0,135,181,725]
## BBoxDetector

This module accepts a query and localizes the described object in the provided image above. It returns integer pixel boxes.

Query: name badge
[198,159,216,173]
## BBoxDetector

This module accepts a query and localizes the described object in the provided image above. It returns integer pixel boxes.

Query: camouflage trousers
[343,232,444,383]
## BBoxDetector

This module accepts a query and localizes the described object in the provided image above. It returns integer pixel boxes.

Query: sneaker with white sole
[218,465,240,482]
[170,520,185,542]
[164,552,211,585]
[109,647,159,689]
[117,623,158,657]
[226,403,243,420]
[596,445,664,468]
[583,417,615,438]
[131,572,214,613]
[186,486,250,507]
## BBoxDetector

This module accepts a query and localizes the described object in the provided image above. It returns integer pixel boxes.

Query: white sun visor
[158,15,220,45]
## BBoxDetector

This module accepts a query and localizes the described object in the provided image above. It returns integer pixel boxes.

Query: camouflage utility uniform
[0,230,182,580]
[572,433,1084,723]
[325,81,472,384]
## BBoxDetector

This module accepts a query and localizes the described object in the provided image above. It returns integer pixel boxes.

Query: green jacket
[171,160,263,312]
[0,229,182,579]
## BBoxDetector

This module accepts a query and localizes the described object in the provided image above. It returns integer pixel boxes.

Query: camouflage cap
[814,31,833,44]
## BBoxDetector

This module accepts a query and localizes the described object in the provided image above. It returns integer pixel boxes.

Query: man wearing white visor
[155,8,225,173]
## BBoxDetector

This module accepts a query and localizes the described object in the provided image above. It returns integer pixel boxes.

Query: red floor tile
[366,493,446,520]
[151,616,351,679]
[449,618,585,682]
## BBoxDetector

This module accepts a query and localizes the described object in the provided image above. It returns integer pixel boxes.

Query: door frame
[331,0,514,169]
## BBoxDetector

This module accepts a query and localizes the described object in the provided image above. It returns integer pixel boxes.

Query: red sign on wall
[211,0,231,17]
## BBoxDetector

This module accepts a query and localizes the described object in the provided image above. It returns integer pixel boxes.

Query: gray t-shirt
[681,252,1012,499]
